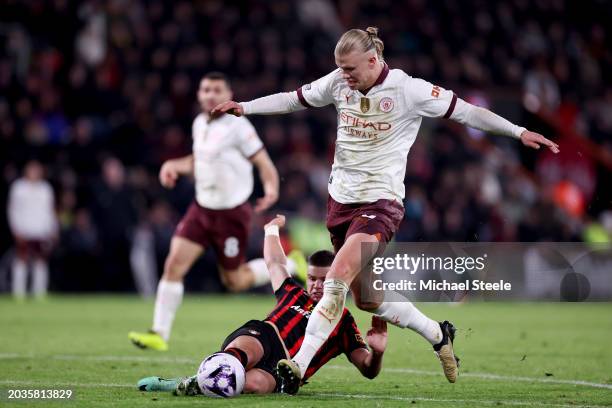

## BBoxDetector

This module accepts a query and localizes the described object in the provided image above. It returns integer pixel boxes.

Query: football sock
[152,279,184,341]
[374,301,443,345]
[222,348,249,368]
[32,260,48,297]
[292,279,349,377]
[248,258,270,287]
[11,258,27,298]
[248,258,297,287]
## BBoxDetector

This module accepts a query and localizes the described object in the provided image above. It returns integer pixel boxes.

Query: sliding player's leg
[129,236,203,350]
[351,265,459,383]
[244,369,277,394]
[276,232,379,394]
[219,255,303,293]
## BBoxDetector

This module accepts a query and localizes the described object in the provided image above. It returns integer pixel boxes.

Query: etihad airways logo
[340,112,391,131]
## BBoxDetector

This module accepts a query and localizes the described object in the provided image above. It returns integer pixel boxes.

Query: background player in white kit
[7,160,58,300]
[129,72,300,351]
[214,28,560,393]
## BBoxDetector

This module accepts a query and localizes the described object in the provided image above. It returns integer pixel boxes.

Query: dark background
[0,0,610,293]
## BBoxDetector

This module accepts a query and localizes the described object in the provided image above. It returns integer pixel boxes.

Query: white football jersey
[7,178,57,239]
[192,113,263,209]
[297,65,456,204]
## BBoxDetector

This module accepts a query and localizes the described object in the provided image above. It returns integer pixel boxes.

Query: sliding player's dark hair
[202,71,231,88]
[308,250,335,267]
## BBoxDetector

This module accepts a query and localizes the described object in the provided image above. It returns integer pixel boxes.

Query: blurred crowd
[0,0,610,293]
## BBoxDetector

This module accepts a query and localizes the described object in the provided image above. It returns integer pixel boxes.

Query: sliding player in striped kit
[137,215,387,395]
[213,27,559,393]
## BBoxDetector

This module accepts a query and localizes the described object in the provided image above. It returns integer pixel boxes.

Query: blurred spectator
[90,156,137,290]
[7,160,57,298]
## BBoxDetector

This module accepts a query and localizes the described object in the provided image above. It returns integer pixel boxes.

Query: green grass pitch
[1,295,611,407]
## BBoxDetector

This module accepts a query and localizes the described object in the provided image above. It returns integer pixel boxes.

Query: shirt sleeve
[450,98,525,139]
[406,77,457,119]
[236,118,264,158]
[341,312,368,358]
[296,69,339,108]
[241,92,305,115]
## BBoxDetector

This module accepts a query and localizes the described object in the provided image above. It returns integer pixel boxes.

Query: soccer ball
[196,353,245,397]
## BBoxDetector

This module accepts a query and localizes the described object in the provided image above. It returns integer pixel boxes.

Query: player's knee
[220,268,246,293]
[355,298,381,312]
[327,258,353,281]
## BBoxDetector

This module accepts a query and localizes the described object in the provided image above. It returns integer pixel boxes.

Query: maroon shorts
[174,201,252,270]
[326,196,404,253]
[15,239,51,259]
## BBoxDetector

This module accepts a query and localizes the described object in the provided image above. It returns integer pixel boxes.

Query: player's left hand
[264,214,286,229]
[254,191,278,213]
[366,315,388,354]
[520,130,560,153]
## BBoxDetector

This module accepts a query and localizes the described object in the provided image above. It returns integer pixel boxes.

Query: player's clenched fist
[264,214,286,230]
[212,101,244,117]
[159,161,179,189]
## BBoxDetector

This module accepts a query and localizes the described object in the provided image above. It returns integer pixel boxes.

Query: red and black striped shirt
[265,278,367,381]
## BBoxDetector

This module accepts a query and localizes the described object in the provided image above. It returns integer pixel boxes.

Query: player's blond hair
[334,27,384,61]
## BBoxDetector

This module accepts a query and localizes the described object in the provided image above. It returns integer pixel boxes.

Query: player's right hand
[159,161,179,189]
[212,101,244,117]
[366,316,388,354]
[264,214,286,229]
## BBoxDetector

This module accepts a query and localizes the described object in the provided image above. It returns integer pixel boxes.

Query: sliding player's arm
[263,214,291,292]
[407,77,559,154]
[159,154,194,189]
[250,149,279,213]
[349,316,387,379]
[212,70,338,116]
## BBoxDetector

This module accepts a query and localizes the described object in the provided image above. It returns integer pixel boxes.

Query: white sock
[152,280,184,341]
[286,258,297,276]
[32,260,48,297]
[292,279,349,377]
[248,258,271,287]
[12,258,27,298]
[248,258,298,287]
[374,301,443,345]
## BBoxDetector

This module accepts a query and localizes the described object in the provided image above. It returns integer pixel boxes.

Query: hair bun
[366,26,379,37]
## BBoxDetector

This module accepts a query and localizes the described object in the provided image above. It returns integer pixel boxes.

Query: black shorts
[220,319,286,392]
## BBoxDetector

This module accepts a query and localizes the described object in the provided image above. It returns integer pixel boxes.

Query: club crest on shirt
[304,83,312,90]
[379,97,394,113]
[360,97,370,113]
[248,330,260,336]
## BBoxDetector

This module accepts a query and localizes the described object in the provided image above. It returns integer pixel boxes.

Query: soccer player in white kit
[129,72,297,351]
[213,28,560,392]
[7,160,58,299]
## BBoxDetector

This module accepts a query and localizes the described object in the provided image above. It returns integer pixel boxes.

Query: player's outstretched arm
[212,92,306,117]
[450,99,560,153]
[349,316,387,379]
[159,154,194,189]
[250,150,279,213]
[263,214,291,292]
